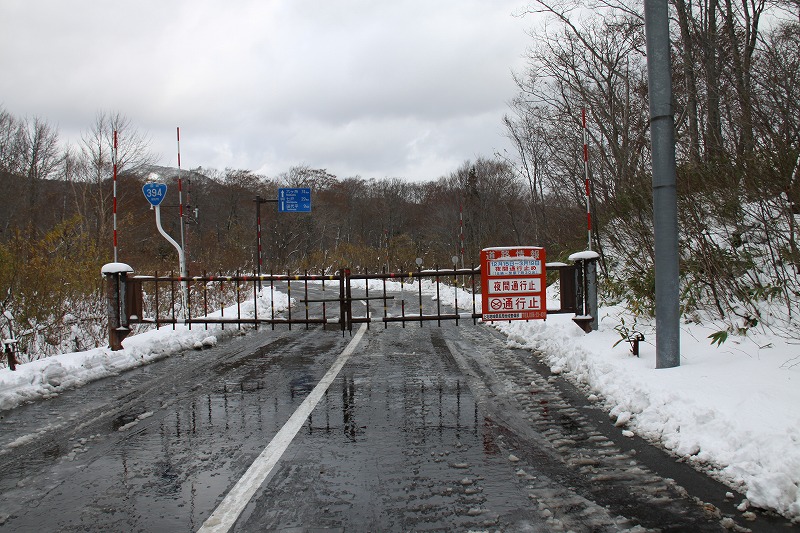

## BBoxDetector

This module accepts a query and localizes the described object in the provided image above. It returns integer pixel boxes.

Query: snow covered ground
[0,289,292,411]
[1,279,798,522]
[497,306,800,521]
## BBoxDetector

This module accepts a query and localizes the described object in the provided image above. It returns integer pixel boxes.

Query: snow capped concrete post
[102,263,134,351]
[568,251,600,332]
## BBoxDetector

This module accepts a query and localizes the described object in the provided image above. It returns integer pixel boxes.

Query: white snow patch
[0,288,291,411]
[489,298,800,522]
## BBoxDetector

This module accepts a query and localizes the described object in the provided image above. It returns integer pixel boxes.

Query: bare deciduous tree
[72,112,156,252]
[21,117,60,238]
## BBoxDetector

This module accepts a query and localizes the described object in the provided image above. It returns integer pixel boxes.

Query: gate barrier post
[338,268,348,334]
[586,256,599,331]
[102,263,134,350]
[3,340,18,371]
[547,262,576,314]
[345,268,353,333]
[574,262,584,317]
[567,251,600,332]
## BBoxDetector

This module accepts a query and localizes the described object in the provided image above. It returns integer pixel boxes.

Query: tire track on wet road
[450,324,783,532]
[0,326,350,532]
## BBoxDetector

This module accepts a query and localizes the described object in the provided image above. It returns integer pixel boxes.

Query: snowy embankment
[1,277,798,521]
[0,289,291,411]
[498,310,800,521]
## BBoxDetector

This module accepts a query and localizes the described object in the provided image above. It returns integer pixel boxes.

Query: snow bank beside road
[0,289,291,411]
[495,308,800,522]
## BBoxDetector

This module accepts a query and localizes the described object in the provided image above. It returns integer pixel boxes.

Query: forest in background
[0,116,582,357]
[1,0,799,359]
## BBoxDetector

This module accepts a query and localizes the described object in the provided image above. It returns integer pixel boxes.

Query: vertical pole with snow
[644,0,680,368]
[582,108,592,251]
[112,130,119,263]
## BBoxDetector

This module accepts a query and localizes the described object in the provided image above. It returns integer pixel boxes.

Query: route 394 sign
[481,247,546,321]
[142,183,167,207]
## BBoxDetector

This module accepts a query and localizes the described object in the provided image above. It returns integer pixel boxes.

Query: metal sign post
[176,128,187,268]
[253,195,270,289]
[143,183,188,314]
[250,190,312,280]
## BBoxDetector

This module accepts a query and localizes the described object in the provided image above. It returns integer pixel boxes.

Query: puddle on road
[243,354,542,531]
[0,356,335,532]
[0,333,541,532]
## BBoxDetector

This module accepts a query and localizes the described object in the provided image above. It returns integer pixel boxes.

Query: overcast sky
[0,1,532,181]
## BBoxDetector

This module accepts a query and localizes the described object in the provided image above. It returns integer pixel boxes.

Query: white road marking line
[197,323,368,533]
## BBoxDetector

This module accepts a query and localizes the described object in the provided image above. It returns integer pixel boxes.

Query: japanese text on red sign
[480,246,547,322]
[487,259,542,276]
[487,278,541,294]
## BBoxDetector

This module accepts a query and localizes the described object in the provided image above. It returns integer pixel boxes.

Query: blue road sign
[278,187,311,212]
[143,183,168,207]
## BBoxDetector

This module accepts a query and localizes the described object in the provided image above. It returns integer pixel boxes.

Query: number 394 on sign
[142,183,168,207]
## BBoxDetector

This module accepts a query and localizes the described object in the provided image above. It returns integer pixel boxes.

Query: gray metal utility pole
[644,0,681,368]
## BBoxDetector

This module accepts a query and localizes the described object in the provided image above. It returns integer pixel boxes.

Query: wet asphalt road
[0,288,793,532]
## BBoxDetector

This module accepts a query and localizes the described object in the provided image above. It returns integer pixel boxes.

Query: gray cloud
[0,0,530,180]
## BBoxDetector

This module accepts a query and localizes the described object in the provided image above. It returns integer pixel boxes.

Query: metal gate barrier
[102,263,592,350]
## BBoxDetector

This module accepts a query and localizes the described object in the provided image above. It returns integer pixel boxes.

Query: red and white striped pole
[582,108,592,251]
[112,130,118,262]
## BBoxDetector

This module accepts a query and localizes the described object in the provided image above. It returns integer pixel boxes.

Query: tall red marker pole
[582,108,592,251]
[112,130,119,262]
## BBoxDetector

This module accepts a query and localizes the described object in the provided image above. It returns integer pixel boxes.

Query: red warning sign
[481,247,547,321]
